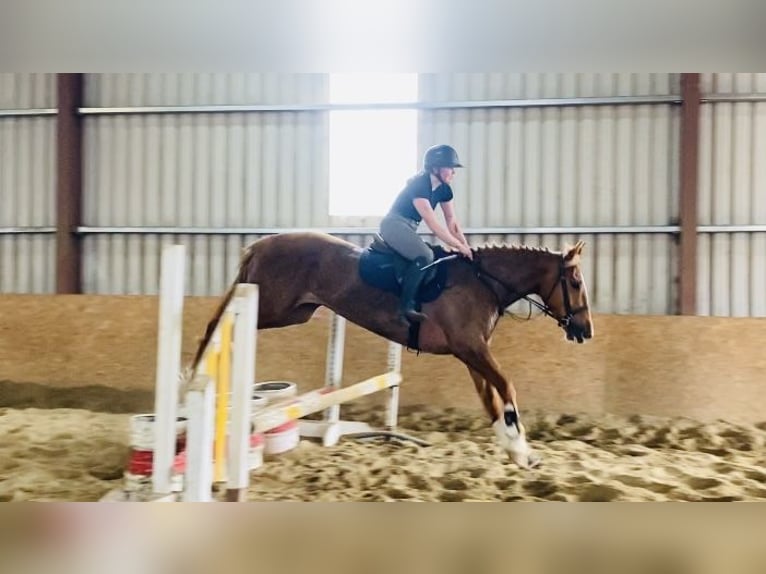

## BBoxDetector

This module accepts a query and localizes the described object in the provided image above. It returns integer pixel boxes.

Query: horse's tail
[188,243,258,375]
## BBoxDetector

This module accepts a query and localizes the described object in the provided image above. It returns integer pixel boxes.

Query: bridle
[471,255,588,331]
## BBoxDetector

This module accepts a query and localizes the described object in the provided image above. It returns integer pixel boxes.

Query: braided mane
[474,243,558,257]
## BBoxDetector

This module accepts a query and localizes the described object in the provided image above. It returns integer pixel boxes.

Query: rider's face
[438,167,456,184]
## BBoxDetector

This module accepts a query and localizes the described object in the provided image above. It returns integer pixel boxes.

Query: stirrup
[405,310,427,323]
[402,306,427,323]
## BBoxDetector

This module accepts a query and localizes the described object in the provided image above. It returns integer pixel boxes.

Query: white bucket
[251,393,268,413]
[249,433,265,470]
[253,382,300,455]
[130,414,188,451]
[263,420,300,455]
[253,381,297,404]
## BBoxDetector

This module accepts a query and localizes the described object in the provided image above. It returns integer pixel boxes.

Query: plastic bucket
[263,420,299,455]
[249,432,265,470]
[251,393,268,413]
[125,414,188,494]
[251,382,300,455]
[130,414,187,452]
[252,381,297,404]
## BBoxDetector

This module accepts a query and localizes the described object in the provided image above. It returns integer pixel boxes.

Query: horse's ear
[564,241,585,264]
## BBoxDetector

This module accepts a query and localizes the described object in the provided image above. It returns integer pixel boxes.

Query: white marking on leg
[493,404,536,468]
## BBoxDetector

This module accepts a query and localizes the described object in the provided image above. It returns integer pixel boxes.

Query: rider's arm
[412,198,464,249]
[439,200,469,247]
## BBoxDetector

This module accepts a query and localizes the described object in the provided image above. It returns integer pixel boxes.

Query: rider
[379,144,473,323]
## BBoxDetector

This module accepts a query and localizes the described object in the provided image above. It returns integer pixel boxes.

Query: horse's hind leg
[456,345,540,469]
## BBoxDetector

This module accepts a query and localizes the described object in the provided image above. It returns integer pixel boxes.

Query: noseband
[472,256,587,331]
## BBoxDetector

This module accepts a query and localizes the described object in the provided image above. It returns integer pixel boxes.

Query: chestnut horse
[191,231,594,468]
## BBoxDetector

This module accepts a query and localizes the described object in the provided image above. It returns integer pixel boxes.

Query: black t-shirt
[387,172,454,223]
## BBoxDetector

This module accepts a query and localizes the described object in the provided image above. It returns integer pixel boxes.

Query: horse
[190,231,594,468]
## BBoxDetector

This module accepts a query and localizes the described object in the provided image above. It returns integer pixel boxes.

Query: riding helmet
[423,144,464,170]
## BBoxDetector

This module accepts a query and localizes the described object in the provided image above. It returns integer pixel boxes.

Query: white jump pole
[385,341,402,431]
[324,313,346,426]
[152,244,186,496]
[226,284,258,502]
[183,315,223,502]
[183,374,216,502]
[297,311,408,446]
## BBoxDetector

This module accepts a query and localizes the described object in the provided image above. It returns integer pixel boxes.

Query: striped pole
[253,372,401,435]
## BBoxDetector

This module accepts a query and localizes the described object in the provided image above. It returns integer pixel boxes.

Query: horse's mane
[474,243,559,257]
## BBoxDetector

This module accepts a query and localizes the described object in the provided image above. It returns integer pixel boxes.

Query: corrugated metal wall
[81,73,684,311]
[6,73,764,318]
[420,74,680,314]
[0,73,57,294]
[81,74,329,295]
[698,73,766,317]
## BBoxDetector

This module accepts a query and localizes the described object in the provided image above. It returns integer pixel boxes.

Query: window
[328,74,418,217]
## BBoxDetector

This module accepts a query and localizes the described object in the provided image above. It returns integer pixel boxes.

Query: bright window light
[329,74,418,217]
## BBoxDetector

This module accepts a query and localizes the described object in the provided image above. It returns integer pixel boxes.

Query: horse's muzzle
[564,321,593,344]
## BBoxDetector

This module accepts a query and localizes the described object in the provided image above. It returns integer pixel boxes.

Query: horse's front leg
[459,348,540,469]
[466,366,502,420]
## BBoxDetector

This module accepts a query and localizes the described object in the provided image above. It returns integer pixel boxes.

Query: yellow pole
[213,315,233,484]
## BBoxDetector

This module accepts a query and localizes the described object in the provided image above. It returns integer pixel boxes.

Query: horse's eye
[570,280,582,290]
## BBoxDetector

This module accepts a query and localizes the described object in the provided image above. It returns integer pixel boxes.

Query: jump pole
[253,372,402,435]
[152,244,186,497]
[297,312,425,447]
[385,339,401,431]
[226,285,258,502]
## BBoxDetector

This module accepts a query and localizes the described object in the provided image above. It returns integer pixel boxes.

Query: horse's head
[539,241,594,343]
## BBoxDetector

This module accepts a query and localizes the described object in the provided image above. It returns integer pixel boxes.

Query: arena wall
[0,295,764,424]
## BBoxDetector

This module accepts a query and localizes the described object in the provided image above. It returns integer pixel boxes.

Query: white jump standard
[114,243,423,503]
[297,313,428,448]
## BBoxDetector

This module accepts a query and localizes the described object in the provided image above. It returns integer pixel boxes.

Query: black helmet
[423,144,463,170]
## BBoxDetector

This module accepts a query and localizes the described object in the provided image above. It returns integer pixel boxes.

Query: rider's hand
[458,244,473,260]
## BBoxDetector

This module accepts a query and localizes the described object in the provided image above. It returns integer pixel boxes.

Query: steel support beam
[678,74,700,315]
[73,224,682,236]
[77,95,681,117]
[56,74,84,294]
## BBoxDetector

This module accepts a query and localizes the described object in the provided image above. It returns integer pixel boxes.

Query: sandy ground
[1,404,765,502]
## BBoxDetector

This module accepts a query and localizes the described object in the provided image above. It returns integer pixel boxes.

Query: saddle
[358,235,450,302]
[358,236,452,352]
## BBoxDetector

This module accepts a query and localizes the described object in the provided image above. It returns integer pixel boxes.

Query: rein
[470,254,586,330]
[421,250,587,330]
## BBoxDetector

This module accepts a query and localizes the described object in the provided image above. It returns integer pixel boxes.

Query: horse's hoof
[505,448,540,469]
[526,451,542,469]
[508,449,541,469]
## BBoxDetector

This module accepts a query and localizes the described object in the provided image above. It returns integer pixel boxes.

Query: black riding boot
[400,258,429,323]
